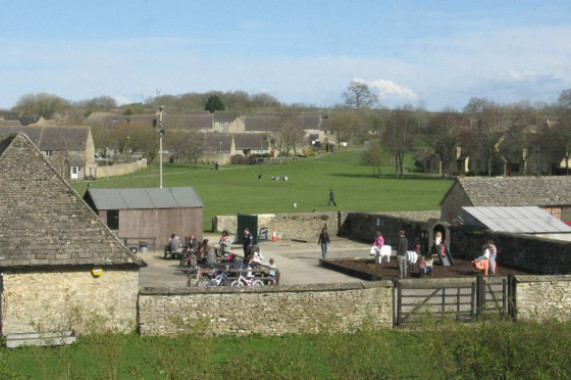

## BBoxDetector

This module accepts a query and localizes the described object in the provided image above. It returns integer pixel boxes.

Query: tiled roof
[233,133,269,150]
[214,110,241,123]
[0,125,89,151]
[456,176,571,207]
[244,115,279,132]
[204,133,232,152]
[0,133,143,270]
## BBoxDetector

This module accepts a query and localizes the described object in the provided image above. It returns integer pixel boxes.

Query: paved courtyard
[138,236,373,288]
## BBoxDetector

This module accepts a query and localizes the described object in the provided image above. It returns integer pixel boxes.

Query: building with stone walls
[0,125,97,181]
[0,133,143,336]
[440,176,571,224]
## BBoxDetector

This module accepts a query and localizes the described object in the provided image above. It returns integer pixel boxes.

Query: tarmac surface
[138,235,373,288]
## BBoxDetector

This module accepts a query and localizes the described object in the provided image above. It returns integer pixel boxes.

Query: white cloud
[369,79,417,101]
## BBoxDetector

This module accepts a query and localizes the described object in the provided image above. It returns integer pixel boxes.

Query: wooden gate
[395,275,515,327]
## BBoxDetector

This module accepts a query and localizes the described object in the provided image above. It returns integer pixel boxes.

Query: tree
[558,89,571,110]
[426,109,464,177]
[204,94,225,113]
[13,92,70,118]
[342,80,378,109]
[362,139,385,177]
[328,109,367,146]
[273,113,306,157]
[382,107,415,178]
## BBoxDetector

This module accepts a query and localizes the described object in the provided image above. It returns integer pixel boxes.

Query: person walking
[317,227,331,259]
[397,230,409,278]
[328,189,337,206]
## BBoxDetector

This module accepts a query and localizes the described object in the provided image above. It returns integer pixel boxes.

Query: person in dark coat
[397,230,409,278]
[242,228,254,264]
[328,189,337,206]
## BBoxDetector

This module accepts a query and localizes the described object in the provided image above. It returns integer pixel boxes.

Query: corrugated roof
[86,187,203,210]
[463,206,571,234]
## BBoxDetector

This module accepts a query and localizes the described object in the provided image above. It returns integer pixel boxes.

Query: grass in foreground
[2,320,569,379]
[72,151,453,226]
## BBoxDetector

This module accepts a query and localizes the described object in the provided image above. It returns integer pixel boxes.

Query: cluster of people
[177,228,277,280]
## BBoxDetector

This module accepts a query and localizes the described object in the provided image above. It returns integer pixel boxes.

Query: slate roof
[244,115,279,132]
[463,206,571,234]
[204,133,232,152]
[214,110,241,124]
[233,133,269,150]
[0,133,143,270]
[447,176,571,207]
[0,125,89,151]
[85,187,203,211]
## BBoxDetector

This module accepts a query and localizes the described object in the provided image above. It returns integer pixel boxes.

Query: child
[268,258,276,277]
[418,255,427,278]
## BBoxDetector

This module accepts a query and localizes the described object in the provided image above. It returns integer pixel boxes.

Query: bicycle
[187,267,211,287]
[206,271,230,287]
[231,274,264,287]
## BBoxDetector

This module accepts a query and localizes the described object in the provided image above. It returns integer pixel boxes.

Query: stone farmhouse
[0,125,96,181]
[440,176,571,224]
[0,133,143,336]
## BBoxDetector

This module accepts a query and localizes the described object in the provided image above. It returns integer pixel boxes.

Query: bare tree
[328,109,367,146]
[426,109,464,177]
[13,92,70,119]
[382,107,415,178]
[343,80,378,109]
[273,113,306,157]
[362,139,384,177]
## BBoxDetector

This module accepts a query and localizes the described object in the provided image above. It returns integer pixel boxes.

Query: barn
[440,176,571,225]
[0,133,143,338]
[83,187,204,250]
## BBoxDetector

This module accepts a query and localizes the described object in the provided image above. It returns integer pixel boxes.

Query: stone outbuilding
[440,176,571,224]
[83,187,204,249]
[0,133,144,337]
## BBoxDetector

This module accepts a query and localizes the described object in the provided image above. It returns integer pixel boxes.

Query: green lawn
[72,151,454,227]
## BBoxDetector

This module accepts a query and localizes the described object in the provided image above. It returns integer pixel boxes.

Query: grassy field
[72,150,453,228]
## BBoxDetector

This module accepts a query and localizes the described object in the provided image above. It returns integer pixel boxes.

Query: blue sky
[1,0,570,111]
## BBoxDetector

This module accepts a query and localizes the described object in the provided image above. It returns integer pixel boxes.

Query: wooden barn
[84,187,204,250]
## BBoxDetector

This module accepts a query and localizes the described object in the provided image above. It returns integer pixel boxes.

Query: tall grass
[3,320,569,379]
[72,151,453,226]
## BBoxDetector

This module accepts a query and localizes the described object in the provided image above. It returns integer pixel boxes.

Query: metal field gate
[394,275,515,327]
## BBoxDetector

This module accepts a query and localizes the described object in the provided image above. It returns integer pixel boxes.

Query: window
[45,150,52,157]
[107,210,119,230]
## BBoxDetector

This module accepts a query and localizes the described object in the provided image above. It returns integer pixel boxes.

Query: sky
[1,0,571,111]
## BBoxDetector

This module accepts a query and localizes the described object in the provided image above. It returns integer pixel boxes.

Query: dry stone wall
[515,275,571,322]
[138,282,393,336]
[2,269,139,335]
[216,212,345,242]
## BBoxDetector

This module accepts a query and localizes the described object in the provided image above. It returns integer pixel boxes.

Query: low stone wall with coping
[138,281,394,336]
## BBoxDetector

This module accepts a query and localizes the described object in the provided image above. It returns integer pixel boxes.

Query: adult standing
[242,228,254,264]
[397,230,409,278]
[328,189,337,206]
[317,227,331,259]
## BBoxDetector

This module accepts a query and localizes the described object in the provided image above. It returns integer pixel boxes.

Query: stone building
[0,133,143,336]
[0,125,96,181]
[440,176,571,224]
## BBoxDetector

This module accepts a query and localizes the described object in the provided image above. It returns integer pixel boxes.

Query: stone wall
[514,275,571,322]
[450,228,571,274]
[138,282,393,336]
[2,269,139,335]
[339,211,440,245]
[95,159,147,179]
[215,212,346,243]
